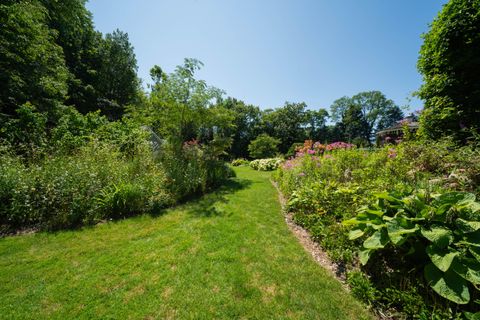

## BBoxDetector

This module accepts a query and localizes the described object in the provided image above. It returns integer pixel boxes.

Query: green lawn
[0,167,371,319]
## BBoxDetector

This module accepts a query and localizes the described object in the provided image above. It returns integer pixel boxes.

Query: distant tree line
[219,92,404,159]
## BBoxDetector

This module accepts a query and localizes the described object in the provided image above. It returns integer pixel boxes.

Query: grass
[0,166,371,319]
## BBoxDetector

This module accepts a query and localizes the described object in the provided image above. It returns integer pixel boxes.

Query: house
[376,115,419,145]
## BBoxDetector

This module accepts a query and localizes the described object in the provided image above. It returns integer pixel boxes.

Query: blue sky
[86,0,447,112]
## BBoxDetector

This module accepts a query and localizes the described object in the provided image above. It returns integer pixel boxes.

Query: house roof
[376,120,419,136]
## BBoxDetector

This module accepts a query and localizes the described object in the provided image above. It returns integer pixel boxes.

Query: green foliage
[275,138,480,317]
[0,167,371,319]
[231,158,249,166]
[96,29,139,119]
[347,271,378,306]
[148,59,228,141]
[221,98,262,159]
[0,103,48,157]
[248,134,280,159]
[158,140,234,201]
[344,191,480,305]
[261,102,307,154]
[417,0,480,141]
[0,1,68,116]
[249,158,283,171]
[330,91,402,144]
[0,139,174,231]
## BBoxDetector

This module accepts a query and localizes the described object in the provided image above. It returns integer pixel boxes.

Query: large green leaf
[374,192,401,203]
[426,245,459,272]
[363,229,389,250]
[421,226,453,248]
[456,219,480,234]
[464,311,480,320]
[462,230,480,248]
[452,258,480,285]
[424,263,470,304]
[386,217,418,245]
[359,249,373,265]
[470,247,480,262]
[348,228,365,240]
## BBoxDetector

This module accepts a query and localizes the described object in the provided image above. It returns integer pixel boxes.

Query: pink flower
[387,148,397,159]
[307,149,316,155]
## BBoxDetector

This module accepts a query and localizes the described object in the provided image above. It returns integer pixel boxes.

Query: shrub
[158,139,234,201]
[417,0,480,141]
[0,139,174,231]
[344,191,480,305]
[274,138,480,317]
[231,158,249,166]
[250,158,283,171]
[248,134,280,159]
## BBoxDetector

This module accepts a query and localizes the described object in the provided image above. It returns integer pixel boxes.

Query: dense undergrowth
[274,139,480,318]
[0,105,233,233]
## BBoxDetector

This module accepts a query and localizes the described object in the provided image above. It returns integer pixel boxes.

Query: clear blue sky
[86,0,447,112]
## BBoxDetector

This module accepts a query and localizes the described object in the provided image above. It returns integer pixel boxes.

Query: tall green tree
[39,0,102,114]
[342,104,369,144]
[330,91,399,144]
[417,0,480,141]
[0,1,68,117]
[304,109,329,141]
[248,134,280,159]
[261,102,307,153]
[148,59,232,146]
[220,98,262,158]
[376,105,404,131]
[96,29,140,120]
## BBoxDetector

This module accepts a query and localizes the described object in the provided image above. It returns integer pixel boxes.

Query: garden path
[0,167,371,319]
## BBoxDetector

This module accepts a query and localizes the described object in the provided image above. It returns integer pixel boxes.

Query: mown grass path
[0,167,370,319]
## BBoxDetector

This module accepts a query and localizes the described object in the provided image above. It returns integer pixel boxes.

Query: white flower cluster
[249,158,283,171]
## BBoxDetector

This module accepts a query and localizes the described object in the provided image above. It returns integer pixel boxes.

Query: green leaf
[421,226,453,248]
[363,229,389,250]
[426,245,459,272]
[424,263,470,304]
[462,230,480,248]
[456,219,480,234]
[359,249,373,265]
[470,247,480,262]
[386,217,418,245]
[374,192,401,203]
[464,312,480,320]
[363,209,384,217]
[452,258,480,285]
[342,218,361,226]
[348,229,365,240]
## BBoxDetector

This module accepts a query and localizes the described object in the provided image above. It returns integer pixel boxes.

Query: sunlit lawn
[0,167,371,319]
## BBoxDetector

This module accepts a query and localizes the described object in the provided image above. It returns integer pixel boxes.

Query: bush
[0,139,174,231]
[248,134,280,159]
[250,158,283,171]
[417,0,480,141]
[345,191,480,306]
[274,139,480,317]
[231,158,249,166]
[159,140,234,200]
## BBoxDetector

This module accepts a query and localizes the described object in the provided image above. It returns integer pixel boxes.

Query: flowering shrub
[250,158,283,171]
[274,139,480,317]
